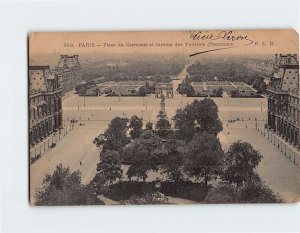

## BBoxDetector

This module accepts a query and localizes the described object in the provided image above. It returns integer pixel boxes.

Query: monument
[160,94,166,113]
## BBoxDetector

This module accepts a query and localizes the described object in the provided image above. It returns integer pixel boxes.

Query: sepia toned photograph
[28,30,300,206]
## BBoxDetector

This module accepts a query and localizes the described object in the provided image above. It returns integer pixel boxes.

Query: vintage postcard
[28,30,299,205]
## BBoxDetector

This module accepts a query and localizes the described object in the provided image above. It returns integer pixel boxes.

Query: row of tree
[186,61,261,85]
[81,56,185,83]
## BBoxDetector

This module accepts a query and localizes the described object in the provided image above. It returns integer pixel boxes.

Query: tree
[138,86,148,96]
[177,81,195,97]
[222,141,262,195]
[184,132,224,189]
[155,111,171,137]
[212,87,223,97]
[173,99,223,140]
[123,130,162,181]
[145,121,153,130]
[193,99,223,135]
[230,89,239,97]
[239,180,281,203]
[101,117,130,152]
[161,139,185,181]
[172,108,195,141]
[96,150,123,185]
[129,115,143,139]
[35,164,101,206]
[205,182,236,203]
[259,81,267,94]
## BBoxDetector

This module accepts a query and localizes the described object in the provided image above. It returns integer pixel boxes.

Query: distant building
[191,81,257,97]
[29,66,62,145]
[267,54,299,147]
[101,84,143,96]
[54,54,81,93]
[233,82,258,97]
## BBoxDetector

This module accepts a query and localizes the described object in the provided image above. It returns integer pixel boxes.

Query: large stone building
[54,54,81,93]
[29,66,63,146]
[267,54,299,147]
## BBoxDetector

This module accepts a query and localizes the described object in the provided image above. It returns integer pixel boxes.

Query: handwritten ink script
[185,30,254,57]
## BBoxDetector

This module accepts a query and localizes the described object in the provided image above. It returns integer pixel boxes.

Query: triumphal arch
[155,83,174,98]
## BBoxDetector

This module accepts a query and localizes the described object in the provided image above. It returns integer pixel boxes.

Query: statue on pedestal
[160,94,166,113]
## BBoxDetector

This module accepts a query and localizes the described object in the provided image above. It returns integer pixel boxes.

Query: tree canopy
[123,130,162,181]
[222,141,262,192]
[102,117,130,152]
[184,132,224,188]
[96,150,123,185]
[173,99,223,140]
[35,164,101,206]
[129,115,143,139]
[155,111,171,137]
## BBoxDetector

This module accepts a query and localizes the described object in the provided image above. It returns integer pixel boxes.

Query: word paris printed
[28,30,299,206]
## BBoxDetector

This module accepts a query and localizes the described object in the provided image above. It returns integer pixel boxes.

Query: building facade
[29,66,63,146]
[267,54,299,148]
[54,54,81,93]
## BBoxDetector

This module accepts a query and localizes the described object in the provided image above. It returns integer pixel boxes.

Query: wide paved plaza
[30,91,300,203]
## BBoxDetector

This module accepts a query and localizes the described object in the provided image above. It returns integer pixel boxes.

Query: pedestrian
[80,161,82,166]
